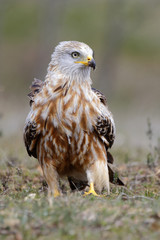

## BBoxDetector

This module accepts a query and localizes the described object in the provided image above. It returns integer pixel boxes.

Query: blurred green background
[0,0,160,149]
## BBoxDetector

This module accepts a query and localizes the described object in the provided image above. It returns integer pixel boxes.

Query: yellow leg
[48,188,61,206]
[83,182,101,197]
[41,161,61,202]
[53,189,61,198]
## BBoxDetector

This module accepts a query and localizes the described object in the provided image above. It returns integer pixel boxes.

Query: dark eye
[71,51,80,58]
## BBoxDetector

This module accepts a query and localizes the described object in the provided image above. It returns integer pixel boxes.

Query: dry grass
[0,136,160,240]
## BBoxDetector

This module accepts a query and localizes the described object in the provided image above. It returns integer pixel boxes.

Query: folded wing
[92,87,115,149]
[23,79,44,158]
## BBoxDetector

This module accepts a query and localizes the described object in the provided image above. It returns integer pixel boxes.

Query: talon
[48,189,61,201]
[83,182,102,197]
[53,189,61,198]
[83,190,100,197]
[48,189,61,206]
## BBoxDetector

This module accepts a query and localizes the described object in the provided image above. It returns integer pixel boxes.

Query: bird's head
[48,41,96,81]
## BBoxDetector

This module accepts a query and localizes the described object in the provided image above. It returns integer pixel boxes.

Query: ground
[0,135,160,240]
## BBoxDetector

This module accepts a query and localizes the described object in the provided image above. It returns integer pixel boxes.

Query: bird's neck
[44,69,92,101]
[45,63,92,87]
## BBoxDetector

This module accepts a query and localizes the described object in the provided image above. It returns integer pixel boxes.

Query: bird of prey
[24,41,121,198]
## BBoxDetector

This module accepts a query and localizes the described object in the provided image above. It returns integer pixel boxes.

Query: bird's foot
[48,189,61,206]
[53,189,61,198]
[83,182,102,197]
[83,189,101,197]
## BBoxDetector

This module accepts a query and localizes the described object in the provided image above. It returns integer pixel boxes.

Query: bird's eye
[71,51,80,58]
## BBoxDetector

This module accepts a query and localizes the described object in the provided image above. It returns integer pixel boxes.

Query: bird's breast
[35,85,105,169]
[60,90,99,134]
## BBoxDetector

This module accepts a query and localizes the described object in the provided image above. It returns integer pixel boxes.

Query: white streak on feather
[72,94,79,113]
[63,93,71,105]
[41,106,50,120]
[82,134,89,155]
[84,104,93,131]
[52,138,60,156]
[77,130,84,154]
[52,117,59,128]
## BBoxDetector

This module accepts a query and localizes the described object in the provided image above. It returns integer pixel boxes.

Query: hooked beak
[75,56,96,70]
[88,58,96,70]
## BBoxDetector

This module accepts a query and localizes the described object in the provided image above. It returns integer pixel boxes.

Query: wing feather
[23,120,39,158]
[28,78,44,106]
[92,88,115,149]
[24,78,44,158]
[91,88,107,105]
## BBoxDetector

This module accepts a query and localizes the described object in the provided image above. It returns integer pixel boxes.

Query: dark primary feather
[96,115,115,148]
[92,88,115,149]
[23,120,39,158]
[91,87,107,105]
[24,79,44,158]
[28,78,44,106]
[108,163,125,186]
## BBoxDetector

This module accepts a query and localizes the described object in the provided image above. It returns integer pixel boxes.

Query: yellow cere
[75,56,92,66]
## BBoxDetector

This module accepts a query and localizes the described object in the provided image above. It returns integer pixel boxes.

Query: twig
[117,192,154,201]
